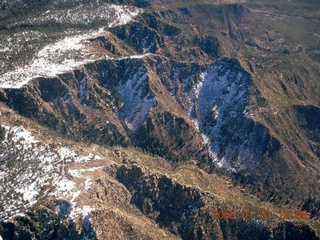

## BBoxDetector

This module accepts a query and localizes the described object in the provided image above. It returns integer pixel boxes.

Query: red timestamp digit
[295,210,308,220]
[212,210,224,219]
[226,210,237,219]
[212,210,237,219]
[259,209,271,220]
[279,210,290,220]
[241,210,253,219]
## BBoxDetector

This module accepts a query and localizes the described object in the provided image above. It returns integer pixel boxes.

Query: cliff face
[0,56,281,173]
[1,52,317,208]
[116,163,270,239]
[0,118,319,239]
[0,0,320,239]
[1,152,318,239]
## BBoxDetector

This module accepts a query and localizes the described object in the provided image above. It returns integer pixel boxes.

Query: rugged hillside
[0,108,319,239]
[0,0,320,239]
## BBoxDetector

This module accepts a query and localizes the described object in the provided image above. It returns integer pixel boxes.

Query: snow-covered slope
[8,4,139,28]
[113,60,155,132]
[158,59,277,173]
[196,60,250,169]
[0,4,140,88]
[0,125,101,222]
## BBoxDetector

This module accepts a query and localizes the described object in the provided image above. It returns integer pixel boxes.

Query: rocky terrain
[0,112,318,239]
[0,0,320,239]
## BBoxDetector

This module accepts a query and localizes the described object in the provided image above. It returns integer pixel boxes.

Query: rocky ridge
[0,115,318,239]
[0,0,320,239]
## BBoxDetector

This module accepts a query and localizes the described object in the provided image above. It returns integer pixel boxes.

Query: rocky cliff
[0,0,320,239]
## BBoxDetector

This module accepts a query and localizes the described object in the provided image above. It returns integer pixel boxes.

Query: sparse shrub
[0,126,5,141]
[193,35,220,58]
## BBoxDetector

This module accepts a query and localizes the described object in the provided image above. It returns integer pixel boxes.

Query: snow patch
[0,34,92,88]
[82,167,102,172]
[69,169,83,178]
[108,5,140,28]
[195,61,250,170]
[83,178,92,191]
[55,176,77,198]
[166,59,253,172]
[78,76,88,102]
[115,65,155,131]
[58,147,101,163]
[0,125,102,220]
[0,4,141,89]
[2,126,38,147]
[70,205,94,220]
[0,126,61,219]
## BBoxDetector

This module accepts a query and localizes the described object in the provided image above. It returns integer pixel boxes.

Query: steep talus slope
[0,55,205,161]
[1,7,319,211]
[0,111,179,239]
[0,55,279,169]
[294,105,320,158]
[1,50,317,216]
[161,58,280,171]
[138,0,320,211]
[0,114,318,239]
[1,0,320,239]
[116,163,320,240]
[116,163,271,239]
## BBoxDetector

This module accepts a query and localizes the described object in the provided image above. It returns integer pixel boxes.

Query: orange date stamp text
[212,209,308,220]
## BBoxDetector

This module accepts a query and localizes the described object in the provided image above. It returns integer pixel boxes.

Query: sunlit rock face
[1,0,320,239]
